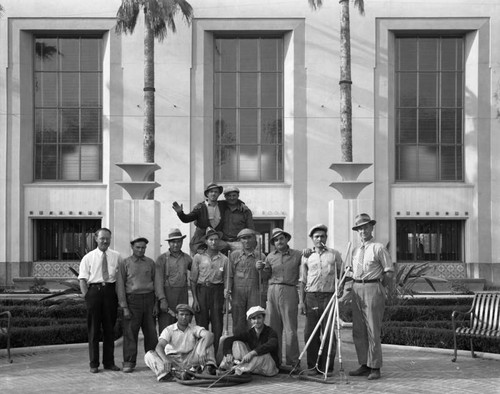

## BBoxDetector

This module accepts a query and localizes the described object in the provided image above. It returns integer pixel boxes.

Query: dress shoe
[349,364,371,376]
[90,367,99,373]
[367,368,381,380]
[104,365,120,371]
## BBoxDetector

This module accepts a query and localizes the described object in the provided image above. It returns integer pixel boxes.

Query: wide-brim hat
[176,303,194,315]
[202,227,223,241]
[223,185,240,195]
[352,213,377,230]
[270,228,291,244]
[237,228,256,239]
[204,182,223,197]
[165,228,186,242]
[308,224,328,238]
[130,236,149,245]
[246,306,266,320]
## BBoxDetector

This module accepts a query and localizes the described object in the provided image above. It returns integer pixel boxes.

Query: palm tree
[115,0,193,187]
[309,0,364,162]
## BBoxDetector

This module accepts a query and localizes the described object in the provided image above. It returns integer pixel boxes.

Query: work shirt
[159,323,208,356]
[300,247,342,293]
[351,239,394,281]
[78,248,121,284]
[264,247,302,286]
[229,249,265,288]
[116,255,155,308]
[191,252,228,285]
[222,202,254,241]
[155,251,192,302]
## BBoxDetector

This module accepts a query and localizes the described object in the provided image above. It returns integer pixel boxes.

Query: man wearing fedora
[227,228,266,335]
[155,228,193,333]
[298,224,343,375]
[256,228,302,369]
[172,182,226,255]
[116,237,158,373]
[190,227,229,354]
[347,213,394,380]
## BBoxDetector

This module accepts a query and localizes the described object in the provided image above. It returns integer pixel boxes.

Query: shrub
[0,298,123,348]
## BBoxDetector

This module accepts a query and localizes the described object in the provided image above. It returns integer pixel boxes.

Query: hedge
[381,325,500,354]
[0,298,123,348]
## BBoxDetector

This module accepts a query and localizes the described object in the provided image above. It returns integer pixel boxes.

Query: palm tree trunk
[143,11,155,199]
[144,12,155,164]
[339,0,353,162]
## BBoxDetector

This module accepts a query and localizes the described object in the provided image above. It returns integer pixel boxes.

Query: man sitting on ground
[220,306,279,376]
[144,304,217,382]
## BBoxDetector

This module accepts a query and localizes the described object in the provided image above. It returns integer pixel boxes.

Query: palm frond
[308,0,323,10]
[353,0,365,15]
[68,266,79,277]
[115,0,142,35]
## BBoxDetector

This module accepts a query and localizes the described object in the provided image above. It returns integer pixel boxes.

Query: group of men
[77,180,394,382]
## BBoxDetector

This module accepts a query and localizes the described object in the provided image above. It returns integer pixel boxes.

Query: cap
[308,224,328,238]
[223,185,240,195]
[237,228,256,239]
[130,237,149,245]
[176,304,194,315]
[246,306,266,320]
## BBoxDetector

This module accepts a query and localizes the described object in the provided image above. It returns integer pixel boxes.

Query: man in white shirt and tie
[346,214,394,381]
[78,228,123,373]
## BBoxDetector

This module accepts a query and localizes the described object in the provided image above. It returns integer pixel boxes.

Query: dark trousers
[157,286,189,334]
[123,292,158,367]
[85,283,118,368]
[304,292,336,371]
[195,284,224,353]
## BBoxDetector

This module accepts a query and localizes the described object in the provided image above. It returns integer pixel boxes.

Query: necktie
[357,245,365,278]
[102,252,109,282]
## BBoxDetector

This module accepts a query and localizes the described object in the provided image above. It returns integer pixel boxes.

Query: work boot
[367,368,381,380]
[349,364,371,376]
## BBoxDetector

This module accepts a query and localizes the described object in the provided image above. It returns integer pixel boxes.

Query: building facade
[1,0,499,288]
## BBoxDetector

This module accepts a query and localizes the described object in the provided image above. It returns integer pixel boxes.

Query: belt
[89,282,115,287]
[197,283,224,288]
[353,279,380,284]
[270,283,296,287]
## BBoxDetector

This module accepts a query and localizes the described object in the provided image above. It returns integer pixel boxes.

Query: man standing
[348,213,394,380]
[190,227,229,354]
[220,306,279,376]
[78,228,122,373]
[144,304,217,382]
[256,228,302,369]
[221,186,254,251]
[116,237,158,373]
[155,228,192,333]
[299,224,343,375]
[172,182,225,255]
[227,228,266,335]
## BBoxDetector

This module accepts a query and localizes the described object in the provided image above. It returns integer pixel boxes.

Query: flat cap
[130,237,149,245]
[176,304,194,315]
[246,306,266,320]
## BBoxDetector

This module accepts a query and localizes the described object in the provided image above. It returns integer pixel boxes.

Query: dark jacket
[222,324,280,367]
[176,201,226,254]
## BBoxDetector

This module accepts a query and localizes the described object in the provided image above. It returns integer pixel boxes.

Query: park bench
[0,310,12,363]
[451,292,500,362]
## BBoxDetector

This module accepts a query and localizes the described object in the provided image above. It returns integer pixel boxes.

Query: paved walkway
[1,323,499,394]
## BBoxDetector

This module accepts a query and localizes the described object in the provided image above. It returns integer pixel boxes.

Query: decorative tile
[33,262,80,278]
